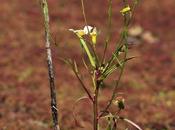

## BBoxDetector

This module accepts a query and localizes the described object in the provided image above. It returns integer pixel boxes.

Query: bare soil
[0,0,175,130]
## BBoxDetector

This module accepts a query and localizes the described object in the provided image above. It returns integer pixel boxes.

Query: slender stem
[100,36,128,118]
[41,1,60,130]
[106,0,138,68]
[81,0,88,26]
[72,65,94,102]
[93,80,100,130]
[102,0,113,64]
[106,24,128,71]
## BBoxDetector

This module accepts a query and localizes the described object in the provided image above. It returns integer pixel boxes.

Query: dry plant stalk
[40,0,60,130]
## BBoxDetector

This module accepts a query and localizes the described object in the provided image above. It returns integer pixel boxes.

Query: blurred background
[0,0,175,130]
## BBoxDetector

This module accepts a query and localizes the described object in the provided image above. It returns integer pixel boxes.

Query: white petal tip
[68,29,75,32]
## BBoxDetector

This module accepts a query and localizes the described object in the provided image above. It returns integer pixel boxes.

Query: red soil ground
[0,0,175,130]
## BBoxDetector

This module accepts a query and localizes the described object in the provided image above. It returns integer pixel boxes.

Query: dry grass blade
[119,117,143,130]
[73,96,91,128]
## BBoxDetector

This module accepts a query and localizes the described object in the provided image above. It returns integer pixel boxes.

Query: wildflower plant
[66,0,142,130]
[41,0,142,130]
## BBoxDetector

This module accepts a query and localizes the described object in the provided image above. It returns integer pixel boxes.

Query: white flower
[83,25,93,34]
[69,25,98,44]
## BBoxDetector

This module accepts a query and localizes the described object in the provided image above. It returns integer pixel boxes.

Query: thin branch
[58,58,94,102]
[81,0,88,26]
[71,61,94,102]
[40,0,60,130]
[101,0,113,64]
[99,50,127,118]
[102,0,138,83]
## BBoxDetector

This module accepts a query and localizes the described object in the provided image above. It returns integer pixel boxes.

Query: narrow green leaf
[113,53,122,67]
[103,64,118,78]
[100,56,135,80]
[79,38,96,68]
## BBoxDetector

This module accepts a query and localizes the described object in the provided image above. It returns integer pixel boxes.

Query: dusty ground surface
[0,0,175,130]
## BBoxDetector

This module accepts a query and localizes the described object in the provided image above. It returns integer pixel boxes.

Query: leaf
[113,53,122,67]
[82,58,89,70]
[102,64,119,78]
[79,38,96,68]
[99,56,136,80]
[115,44,127,55]
[106,44,126,69]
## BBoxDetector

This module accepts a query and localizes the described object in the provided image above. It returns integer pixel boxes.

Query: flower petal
[120,6,131,15]
[83,25,93,34]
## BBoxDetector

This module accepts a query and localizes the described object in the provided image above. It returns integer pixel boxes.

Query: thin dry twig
[71,60,94,102]
[40,1,60,130]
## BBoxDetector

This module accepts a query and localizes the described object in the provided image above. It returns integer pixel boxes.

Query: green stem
[100,38,128,118]
[93,80,100,130]
[101,0,113,64]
